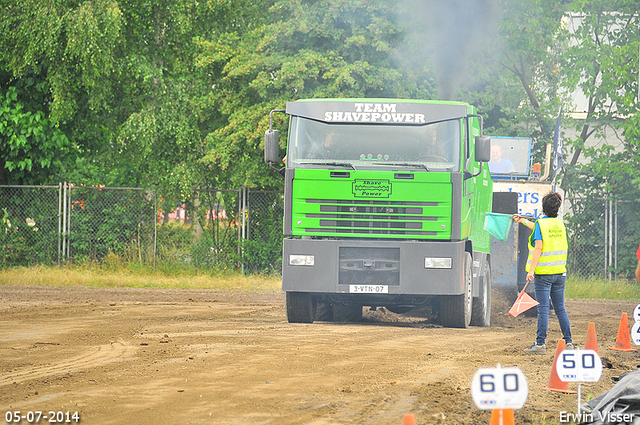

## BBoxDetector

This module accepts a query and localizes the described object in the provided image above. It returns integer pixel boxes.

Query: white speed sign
[555,349,602,383]
[631,321,640,346]
[471,365,528,410]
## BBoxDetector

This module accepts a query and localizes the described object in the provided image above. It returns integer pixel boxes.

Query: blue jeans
[534,274,572,346]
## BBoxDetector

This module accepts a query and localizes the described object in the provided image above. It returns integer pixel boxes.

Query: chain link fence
[1,184,284,274]
[64,185,155,264]
[0,185,61,266]
[156,189,243,271]
[565,197,639,280]
[3,185,638,280]
[243,189,285,273]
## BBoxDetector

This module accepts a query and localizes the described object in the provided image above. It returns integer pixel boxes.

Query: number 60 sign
[471,365,528,410]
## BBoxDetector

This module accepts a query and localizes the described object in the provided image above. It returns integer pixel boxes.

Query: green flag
[484,213,514,243]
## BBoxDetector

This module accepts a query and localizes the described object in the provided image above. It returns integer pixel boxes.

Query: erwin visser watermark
[559,411,635,423]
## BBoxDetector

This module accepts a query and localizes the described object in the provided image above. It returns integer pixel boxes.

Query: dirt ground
[1,285,640,425]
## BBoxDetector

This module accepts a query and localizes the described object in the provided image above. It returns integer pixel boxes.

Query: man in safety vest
[513,192,575,355]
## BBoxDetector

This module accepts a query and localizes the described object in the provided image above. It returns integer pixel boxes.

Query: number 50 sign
[556,349,602,382]
[471,365,528,410]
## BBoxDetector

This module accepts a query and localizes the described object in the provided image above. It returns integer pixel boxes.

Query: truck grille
[304,199,441,236]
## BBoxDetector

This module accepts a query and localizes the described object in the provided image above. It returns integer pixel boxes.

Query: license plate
[349,285,389,294]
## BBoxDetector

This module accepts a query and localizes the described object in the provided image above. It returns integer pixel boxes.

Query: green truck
[264,99,493,328]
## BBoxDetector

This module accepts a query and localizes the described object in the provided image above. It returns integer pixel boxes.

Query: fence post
[67,183,72,260]
[62,181,67,263]
[241,186,247,274]
[154,190,157,268]
[237,187,242,271]
[58,182,62,265]
[614,200,618,280]
[247,188,252,243]
[604,199,607,279]
[608,199,613,281]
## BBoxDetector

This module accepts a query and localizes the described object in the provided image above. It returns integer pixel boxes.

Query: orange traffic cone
[585,322,599,354]
[541,339,577,394]
[609,313,636,352]
[402,413,416,425]
[490,409,514,425]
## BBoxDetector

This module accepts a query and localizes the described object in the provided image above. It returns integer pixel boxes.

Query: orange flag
[509,283,539,317]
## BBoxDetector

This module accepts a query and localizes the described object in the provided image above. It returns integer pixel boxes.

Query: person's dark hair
[542,192,562,217]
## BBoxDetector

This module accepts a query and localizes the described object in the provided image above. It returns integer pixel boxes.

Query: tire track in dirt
[0,342,136,386]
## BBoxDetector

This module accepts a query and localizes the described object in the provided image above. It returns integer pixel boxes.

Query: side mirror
[475,135,491,163]
[264,129,280,164]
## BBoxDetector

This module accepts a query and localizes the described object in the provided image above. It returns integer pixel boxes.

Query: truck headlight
[424,257,452,269]
[289,254,315,266]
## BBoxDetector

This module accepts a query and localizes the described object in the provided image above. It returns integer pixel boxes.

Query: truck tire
[333,304,363,323]
[471,259,491,327]
[439,252,473,328]
[286,292,317,323]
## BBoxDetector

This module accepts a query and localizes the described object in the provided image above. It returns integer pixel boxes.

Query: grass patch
[0,263,282,291]
[2,264,639,300]
[566,275,640,300]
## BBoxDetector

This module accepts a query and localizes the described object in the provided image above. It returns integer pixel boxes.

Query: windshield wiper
[369,162,430,171]
[311,161,356,169]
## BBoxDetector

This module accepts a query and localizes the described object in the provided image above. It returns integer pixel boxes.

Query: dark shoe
[524,343,546,355]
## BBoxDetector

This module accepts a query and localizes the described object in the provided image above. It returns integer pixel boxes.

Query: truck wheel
[439,252,473,328]
[286,292,317,323]
[471,259,491,327]
[333,304,363,323]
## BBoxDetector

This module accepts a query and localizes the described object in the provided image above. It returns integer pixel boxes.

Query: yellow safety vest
[526,217,568,274]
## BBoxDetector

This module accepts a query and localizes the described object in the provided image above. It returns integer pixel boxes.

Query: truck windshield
[287,116,461,171]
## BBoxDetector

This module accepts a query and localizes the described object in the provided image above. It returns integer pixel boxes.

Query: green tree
[0,0,241,199]
[0,86,75,184]
[560,1,640,185]
[0,0,124,135]
[1,0,125,185]
[110,1,214,193]
[196,0,430,189]
[0,0,124,184]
